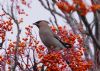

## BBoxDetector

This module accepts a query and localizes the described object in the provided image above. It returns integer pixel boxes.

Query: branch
[79,15,100,50]
[33,49,38,71]
[46,0,58,27]
[2,7,12,19]
[2,3,21,71]
[38,0,66,19]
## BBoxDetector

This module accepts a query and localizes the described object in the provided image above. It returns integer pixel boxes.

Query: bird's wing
[53,32,72,48]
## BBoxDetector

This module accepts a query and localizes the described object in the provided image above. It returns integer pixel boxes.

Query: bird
[33,20,71,51]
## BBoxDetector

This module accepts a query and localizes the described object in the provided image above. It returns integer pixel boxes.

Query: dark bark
[92,0,100,71]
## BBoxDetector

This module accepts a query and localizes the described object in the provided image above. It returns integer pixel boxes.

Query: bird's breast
[39,29,55,46]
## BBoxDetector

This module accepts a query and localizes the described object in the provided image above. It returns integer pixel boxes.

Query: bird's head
[33,20,49,28]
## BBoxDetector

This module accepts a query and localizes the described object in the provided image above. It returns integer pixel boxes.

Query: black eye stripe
[33,20,49,25]
[33,21,42,25]
[35,21,42,24]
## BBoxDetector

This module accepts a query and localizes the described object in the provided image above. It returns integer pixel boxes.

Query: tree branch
[2,3,21,71]
[38,0,66,19]
[79,15,100,50]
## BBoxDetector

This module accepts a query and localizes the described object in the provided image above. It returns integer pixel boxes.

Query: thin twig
[38,0,66,19]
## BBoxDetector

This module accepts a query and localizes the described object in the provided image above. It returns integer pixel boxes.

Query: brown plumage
[34,20,71,50]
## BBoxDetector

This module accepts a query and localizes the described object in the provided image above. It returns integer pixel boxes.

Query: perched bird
[34,20,71,50]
